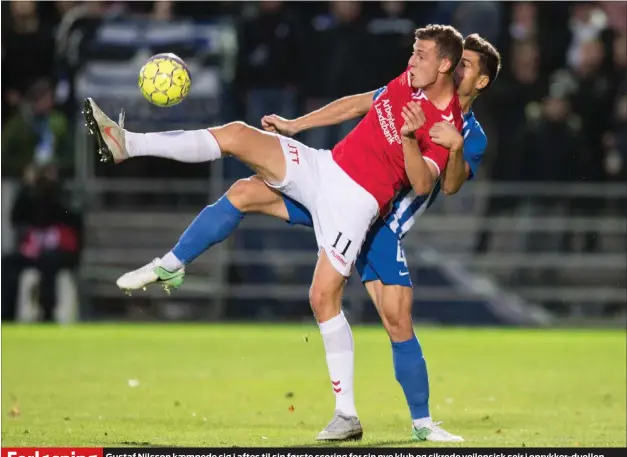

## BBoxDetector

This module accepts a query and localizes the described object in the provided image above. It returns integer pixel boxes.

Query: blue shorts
[284,196,412,288]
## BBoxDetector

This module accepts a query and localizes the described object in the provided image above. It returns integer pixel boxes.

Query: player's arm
[262,90,376,136]
[429,121,467,195]
[400,102,439,195]
[430,121,486,195]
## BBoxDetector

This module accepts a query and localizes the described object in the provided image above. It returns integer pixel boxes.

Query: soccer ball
[138,53,191,107]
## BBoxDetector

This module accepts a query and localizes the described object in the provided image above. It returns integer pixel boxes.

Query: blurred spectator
[600,1,627,34]
[452,1,502,46]
[502,2,570,75]
[476,39,546,253]
[236,1,302,126]
[602,31,627,184]
[603,83,627,183]
[553,38,613,182]
[566,2,609,71]
[550,34,615,252]
[518,89,580,183]
[367,2,416,85]
[1,164,83,322]
[508,1,538,42]
[325,1,375,99]
[517,88,582,253]
[2,79,72,179]
[227,1,303,179]
[301,1,373,150]
[151,0,173,21]
[484,39,546,181]
[2,0,56,124]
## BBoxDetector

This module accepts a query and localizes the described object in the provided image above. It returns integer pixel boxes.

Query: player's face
[454,50,488,97]
[408,39,443,89]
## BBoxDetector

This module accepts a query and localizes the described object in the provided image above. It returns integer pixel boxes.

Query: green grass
[1,324,625,447]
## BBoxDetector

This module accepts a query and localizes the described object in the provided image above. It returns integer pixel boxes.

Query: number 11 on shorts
[332,232,352,256]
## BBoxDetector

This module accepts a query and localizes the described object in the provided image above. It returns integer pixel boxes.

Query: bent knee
[216,121,253,151]
[227,177,264,212]
[225,121,250,134]
[227,177,285,215]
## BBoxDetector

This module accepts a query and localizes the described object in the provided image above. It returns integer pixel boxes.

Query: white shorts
[266,135,379,276]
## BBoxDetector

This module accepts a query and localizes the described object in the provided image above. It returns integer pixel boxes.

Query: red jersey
[331,71,464,212]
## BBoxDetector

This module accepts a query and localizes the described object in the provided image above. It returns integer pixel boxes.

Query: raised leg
[83,98,287,185]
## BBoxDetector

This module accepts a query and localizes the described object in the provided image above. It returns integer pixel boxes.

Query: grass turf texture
[1,324,625,447]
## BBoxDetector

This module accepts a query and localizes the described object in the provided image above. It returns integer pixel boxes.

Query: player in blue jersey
[115,34,501,442]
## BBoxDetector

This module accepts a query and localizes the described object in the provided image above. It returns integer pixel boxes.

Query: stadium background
[2,0,625,326]
[1,0,626,448]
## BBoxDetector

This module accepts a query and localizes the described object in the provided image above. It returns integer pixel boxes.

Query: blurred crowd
[1,1,626,320]
[2,1,626,182]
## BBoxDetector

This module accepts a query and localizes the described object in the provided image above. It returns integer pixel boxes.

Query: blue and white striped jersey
[384,110,487,239]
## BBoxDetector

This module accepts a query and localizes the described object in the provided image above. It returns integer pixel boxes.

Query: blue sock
[172,195,244,264]
[392,334,430,421]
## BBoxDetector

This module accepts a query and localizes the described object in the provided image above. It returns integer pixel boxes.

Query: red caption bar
[2,449,103,457]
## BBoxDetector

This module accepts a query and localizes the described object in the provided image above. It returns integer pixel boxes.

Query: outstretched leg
[116,176,293,291]
[84,98,287,185]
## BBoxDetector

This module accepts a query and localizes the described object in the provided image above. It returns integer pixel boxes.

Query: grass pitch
[1,324,625,447]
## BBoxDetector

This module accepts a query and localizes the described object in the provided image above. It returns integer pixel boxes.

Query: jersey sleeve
[417,132,449,177]
[373,86,386,100]
[462,125,488,180]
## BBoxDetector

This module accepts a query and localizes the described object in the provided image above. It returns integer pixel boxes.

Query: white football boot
[412,421,464,442]
[116,258,185,294]
[83,98,129,163]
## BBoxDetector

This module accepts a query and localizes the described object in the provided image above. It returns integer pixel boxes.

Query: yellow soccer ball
[138,53,191,107]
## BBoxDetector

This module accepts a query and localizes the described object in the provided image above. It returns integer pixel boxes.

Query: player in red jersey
[83,24,464,440]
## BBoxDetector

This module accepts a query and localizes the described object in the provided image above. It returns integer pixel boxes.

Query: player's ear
[475,75,489,91]
[438,58,452,74]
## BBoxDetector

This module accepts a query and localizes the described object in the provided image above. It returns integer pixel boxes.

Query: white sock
[413,416,433,428]
[125,129,221,162]
[318,311,357,417]
[160,251,184,272]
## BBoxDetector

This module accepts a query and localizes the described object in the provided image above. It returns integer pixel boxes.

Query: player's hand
[261,114,299,137]
[429,121,463,150]
[401,102,426,139]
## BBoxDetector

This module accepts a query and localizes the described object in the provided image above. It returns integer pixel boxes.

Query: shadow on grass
[290,438,415,448]
[114,441,173,447]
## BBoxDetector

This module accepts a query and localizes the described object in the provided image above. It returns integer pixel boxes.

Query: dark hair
[463,34,502,91]
[414,24,464,74]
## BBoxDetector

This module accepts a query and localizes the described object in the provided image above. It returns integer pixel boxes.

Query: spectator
[481,39,545,185]
[600,1,627,35]
[553,38,613,182]
[508,1,537,42]
[516,86,582,254]
[610,30,627,91]
[2,79,72,179]
[2,0,56,124]
[518,88,580,183]
[227,1,302,179]
[548,37,614,252]
[476,39,546,253]
[603,83,627,183]
[301,1,372,150]
[603,29,627,184]
[1,164,83,322]
[566,2,609,71]
[502,2,570,75]
[367,1,416,85]
[236,1,302,126]
[452,1,502,46]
